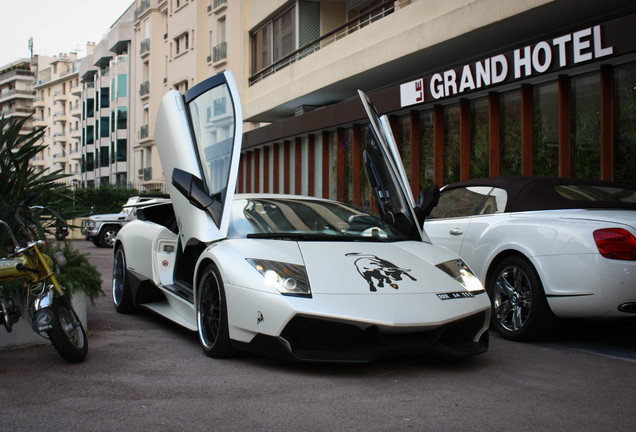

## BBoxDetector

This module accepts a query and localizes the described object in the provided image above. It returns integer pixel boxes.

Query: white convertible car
[112,72,490,362]
[425,176,636,341]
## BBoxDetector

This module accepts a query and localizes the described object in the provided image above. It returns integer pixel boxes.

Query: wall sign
[400,23,620,108]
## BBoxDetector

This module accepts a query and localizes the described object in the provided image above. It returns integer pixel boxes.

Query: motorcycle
[0,196,87,363]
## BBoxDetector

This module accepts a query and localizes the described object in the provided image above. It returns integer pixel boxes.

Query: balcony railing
[213,0,227,9]
[140,124,149,139]
[140,38,151,56]
[139,81,150,97]
[249,0,402,85]
[134,0,151,20]
[213,42,227,63]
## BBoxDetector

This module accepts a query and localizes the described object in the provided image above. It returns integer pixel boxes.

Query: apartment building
[79,4,135,189]
[0,59,37,136]
[130,0,237,191]
[32,54,83,183]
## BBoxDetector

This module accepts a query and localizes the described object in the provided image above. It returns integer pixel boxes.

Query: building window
[100,116,109,138]
[571,72,601,179]
[444,104,460,184]
[86,98,95,118]
[175,80,189,94]
[86,152,94,171]
[117,107,127,129]
[419,110,435,187]
[116,139,127,162]
[175,32,189,56]
[532,81,559,176]
[470,97,489,179]
[100,146,110,167]
[117,74,127,98]
[251,5,296,74]
[499,90,522,176]
[614,61,636,186]
[86,125,94,145]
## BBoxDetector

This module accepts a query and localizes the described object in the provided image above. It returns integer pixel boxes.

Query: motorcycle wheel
[47,295,88,363]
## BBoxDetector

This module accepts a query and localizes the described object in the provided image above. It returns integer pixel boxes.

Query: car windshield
[227,198,411,242]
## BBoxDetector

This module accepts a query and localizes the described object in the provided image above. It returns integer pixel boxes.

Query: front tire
[113,246,134,313]
[487,256,558,341]
[197,263,234,358]
[47,296,88,363]
[98,225,120,248]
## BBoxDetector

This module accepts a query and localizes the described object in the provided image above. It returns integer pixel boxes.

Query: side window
[429,187,493,219]
[476,187,507,215]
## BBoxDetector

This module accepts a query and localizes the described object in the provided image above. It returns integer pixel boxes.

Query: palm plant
[0,116,103,301]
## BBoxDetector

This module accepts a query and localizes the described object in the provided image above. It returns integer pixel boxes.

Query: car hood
[298,241,475,295]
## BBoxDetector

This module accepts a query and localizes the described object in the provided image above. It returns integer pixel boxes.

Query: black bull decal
[346,253,417,292]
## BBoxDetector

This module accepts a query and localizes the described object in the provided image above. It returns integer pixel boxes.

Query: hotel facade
[21,0,636,203]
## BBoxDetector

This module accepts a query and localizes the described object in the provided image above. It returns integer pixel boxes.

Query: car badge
[346,253,416,292]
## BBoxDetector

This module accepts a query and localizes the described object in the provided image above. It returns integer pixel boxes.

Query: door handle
[449,228,463,236]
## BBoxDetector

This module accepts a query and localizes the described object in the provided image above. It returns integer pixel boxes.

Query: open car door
[155,72,243,248]
[358,90,430,242]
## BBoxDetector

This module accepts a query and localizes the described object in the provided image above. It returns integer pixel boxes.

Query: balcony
[53,111,67,123]
[52,133,67,143]
[70,102,81,118]
[213,42,227,64]
[139,81,150,98]
[140,38,151,57]
[33,97,45,108]
[70,126,81,138]
[33,116,46,127]
[53,152,67,163]
[53,91,67,103]
[69,149,82,161]
[213,0,226,11]
[249,0,399,86]
[71,84,81,96]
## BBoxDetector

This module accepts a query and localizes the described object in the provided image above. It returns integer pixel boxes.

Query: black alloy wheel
[197,263,233,358]
[112,246,134,313]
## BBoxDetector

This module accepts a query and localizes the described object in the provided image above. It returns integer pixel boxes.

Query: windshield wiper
[246,232,388,242]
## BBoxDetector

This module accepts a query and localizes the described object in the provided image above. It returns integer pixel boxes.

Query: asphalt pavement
[0,240,635,431]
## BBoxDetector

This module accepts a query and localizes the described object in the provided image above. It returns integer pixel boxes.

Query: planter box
[0,292,87,349]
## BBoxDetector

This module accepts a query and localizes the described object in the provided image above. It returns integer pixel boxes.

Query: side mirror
[171,168,222,226]
[172,168,214,211]
[414,184,440,225]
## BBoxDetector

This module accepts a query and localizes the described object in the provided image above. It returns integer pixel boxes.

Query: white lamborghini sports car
[112,72,491,362]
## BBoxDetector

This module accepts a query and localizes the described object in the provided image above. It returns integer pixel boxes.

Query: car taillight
[593,228,636,261]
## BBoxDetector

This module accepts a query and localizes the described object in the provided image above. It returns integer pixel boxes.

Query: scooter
[0,196,87,363]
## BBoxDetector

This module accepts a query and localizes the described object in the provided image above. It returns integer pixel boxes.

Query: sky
[1,0,136,67]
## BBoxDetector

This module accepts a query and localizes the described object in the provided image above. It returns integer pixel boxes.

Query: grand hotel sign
[400,16,631,107]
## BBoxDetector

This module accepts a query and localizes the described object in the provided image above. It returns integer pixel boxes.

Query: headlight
[84,220,95,228]
[436,259,485,293]
[246,258,311,297]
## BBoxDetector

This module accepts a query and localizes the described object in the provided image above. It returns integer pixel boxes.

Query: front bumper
[233,311,490,362]
[80,220,98,237]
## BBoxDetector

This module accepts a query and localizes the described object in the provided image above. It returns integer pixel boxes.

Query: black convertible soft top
[442,176,636,212]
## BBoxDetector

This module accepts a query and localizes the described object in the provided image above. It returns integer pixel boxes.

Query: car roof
[442,176,636,212]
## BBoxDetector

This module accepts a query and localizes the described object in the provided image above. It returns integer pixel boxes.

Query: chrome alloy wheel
[492,265,533,333]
